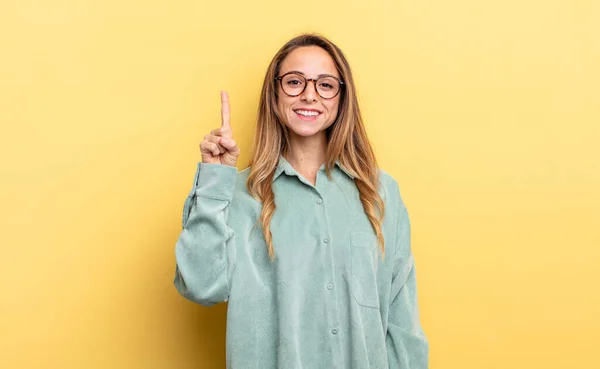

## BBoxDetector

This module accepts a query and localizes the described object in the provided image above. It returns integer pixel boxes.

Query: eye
[318,76,339,91]
[283,75,305,86]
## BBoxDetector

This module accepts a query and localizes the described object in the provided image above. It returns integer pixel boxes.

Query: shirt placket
[314,177,344,369]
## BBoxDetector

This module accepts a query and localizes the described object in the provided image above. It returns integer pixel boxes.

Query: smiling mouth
[294,109,321,117]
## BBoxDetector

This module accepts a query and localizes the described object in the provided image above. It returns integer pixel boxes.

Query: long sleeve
[173,162,238,306]
[386,199,429,368]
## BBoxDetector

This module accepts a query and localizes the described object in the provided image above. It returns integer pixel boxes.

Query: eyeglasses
[275,72,344,99]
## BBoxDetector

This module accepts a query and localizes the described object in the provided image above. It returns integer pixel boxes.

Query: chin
[286,120,324,137]
[289,126,322,137]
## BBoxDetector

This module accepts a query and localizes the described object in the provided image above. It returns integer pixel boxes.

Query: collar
[273,155,355,182]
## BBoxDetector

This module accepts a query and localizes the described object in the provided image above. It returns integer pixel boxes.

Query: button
[323,237,330,243]
[316,198,323,204]
[331,328,338,335]
[327,283,333,290]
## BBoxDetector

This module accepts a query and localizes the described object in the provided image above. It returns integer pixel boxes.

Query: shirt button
[316,198,323,204]
[331,328,338,335]
[323,237,330,243]
[327,283,333,290]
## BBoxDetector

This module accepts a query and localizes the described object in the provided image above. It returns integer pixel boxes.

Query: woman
[174,34,429,369]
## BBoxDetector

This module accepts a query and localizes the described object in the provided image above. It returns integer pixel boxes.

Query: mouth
[293,108,322,121]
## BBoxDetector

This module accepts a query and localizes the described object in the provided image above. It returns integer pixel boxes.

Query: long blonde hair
[247,33,385,260]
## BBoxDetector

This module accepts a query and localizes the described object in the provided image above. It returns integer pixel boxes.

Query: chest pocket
[350,231,380,309]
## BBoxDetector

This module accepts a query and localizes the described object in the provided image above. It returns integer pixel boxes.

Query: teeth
[296,110,319,116]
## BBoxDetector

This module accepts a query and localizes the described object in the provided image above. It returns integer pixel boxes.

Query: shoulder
[230,166,258,203]
[237,166,251,182]
[377,167,404,207]
[231,166,251,195]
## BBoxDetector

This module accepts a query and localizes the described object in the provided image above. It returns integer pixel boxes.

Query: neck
[283,132,327,175]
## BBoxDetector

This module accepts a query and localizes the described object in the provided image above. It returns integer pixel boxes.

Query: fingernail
[221,138,229,145]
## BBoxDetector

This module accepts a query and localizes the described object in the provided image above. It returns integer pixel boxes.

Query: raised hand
[199,91,240,167]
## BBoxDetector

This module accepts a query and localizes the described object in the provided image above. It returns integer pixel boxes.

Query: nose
[300,79,318,102]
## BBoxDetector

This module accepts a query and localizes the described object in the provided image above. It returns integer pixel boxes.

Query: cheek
[277,97,295,123]
[326,100,340,119]
[278,96,295,112]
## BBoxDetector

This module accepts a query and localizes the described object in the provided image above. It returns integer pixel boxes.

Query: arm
[173,162,238,306]
[386,199,429,368]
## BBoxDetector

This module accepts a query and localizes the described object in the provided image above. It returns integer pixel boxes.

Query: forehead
[279,46,339,78]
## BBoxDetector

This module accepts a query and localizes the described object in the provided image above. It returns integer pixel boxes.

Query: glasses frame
[275,72,345,100]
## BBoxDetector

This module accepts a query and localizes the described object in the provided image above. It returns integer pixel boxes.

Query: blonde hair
[247,33,385,260]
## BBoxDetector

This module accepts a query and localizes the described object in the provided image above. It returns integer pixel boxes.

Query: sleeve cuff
[192,162,238,201]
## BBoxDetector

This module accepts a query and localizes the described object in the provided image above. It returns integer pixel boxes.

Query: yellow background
[1,0,599,368]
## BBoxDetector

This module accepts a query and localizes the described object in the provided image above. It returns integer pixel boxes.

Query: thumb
[220,137,240,155]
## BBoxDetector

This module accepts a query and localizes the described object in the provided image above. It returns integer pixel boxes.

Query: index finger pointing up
[221,91,232,135]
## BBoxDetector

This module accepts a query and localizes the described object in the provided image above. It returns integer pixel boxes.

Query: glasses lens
[316,76,340,99]
[281,74,305,96]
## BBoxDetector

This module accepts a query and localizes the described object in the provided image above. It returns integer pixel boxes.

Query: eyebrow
[284,70,339,79]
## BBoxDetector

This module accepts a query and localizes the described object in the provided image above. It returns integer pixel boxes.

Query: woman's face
[276,46,341,139]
